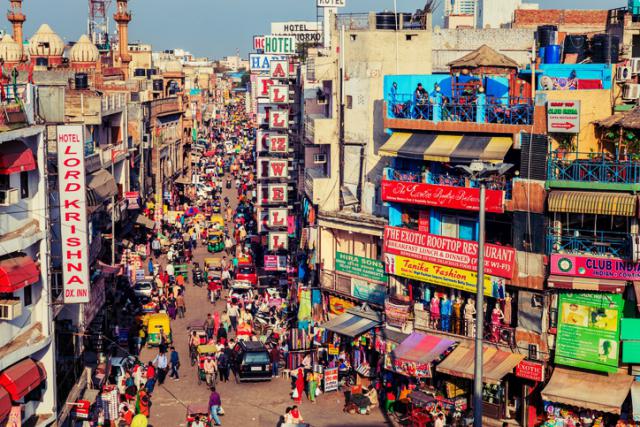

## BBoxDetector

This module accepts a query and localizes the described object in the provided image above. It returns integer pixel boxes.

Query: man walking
[169,347,180,380]
[227,304,239,333]
[205,313,215,340]
[208,387,222,426]
[153,350,168,385]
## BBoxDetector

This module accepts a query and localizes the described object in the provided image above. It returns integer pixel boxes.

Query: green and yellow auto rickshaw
[146,313,172,347]
[207,231,225,253]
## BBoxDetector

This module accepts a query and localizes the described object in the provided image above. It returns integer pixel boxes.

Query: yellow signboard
[385,254,505,297]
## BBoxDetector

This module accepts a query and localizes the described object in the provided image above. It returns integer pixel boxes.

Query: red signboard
[515,360,545,382]
[383,226,515,279]
[381,179,504,213]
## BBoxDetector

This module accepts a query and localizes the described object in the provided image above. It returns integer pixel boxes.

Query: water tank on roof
[376,12,398,30]
[75,73,88,90]
[537,25,558,47]
[591,34,620,64]
[563,35,588,62]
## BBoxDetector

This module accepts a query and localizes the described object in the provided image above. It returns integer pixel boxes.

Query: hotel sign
[57,125,90,304]
[381,179,504,213]
[249,54,289,73]
[254,35,297,55]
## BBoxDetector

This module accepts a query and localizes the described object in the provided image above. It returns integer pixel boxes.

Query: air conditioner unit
[313,153,327,164]
[623,83,640,100]
[631,58,640,75]
[0,299,22,320]
[617,65,633,82]
[0,188,19,206]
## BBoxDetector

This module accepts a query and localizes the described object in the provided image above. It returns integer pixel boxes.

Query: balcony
[0,83,35,130]
[101,92,127,116]
[150,97,182,117]
[546,227,629,259]
[304,114,337,145]
[304,167,333,206]
[426,171,512,200]
[547,151,640,191]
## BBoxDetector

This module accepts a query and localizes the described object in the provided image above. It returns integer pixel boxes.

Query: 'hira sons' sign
[57,125,90,303]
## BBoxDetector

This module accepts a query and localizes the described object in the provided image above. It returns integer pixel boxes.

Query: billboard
[57,125,90,303]
[268,231,289,250]
[269,108,289,129]
[268,134,289,153]
[258,35,297,55]
[256,76,274,98]
[271,21,322,44]
[268,208,288,228]
[383,226,516,279]
[335,252,387,283]
[270,60,290,79]
[267,183,288,203]
[555,292,623,373]
[269,159,289,178]
[249,54,289,73]
[550,253,640,281]
[264,255,288,271]
[269,85,290,104]
[317,0,346,7]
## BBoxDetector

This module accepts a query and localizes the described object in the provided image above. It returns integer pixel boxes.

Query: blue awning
[321,310,382,338]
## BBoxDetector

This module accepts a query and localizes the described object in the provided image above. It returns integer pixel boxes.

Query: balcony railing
[548,152,640,186]
[417,314,516,347]
[546,227,629,258]
[388,94,534,125]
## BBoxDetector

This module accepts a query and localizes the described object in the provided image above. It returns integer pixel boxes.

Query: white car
[228,281,254,303]
[133,280,154,298]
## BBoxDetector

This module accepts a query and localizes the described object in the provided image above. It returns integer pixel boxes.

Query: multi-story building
[444,0,477,17]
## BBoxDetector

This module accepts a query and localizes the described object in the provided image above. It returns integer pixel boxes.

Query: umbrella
[131,414,148,427]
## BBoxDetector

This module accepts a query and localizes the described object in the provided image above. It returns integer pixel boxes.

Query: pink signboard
[550,253,638,281]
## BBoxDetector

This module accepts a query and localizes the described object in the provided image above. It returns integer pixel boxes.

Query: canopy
[548,191,636,217]
[541,367,633,414]
[378,132,512,163]
[0,358,47,401]
[388,332,457,378]
[447,44,519,69]
[134,214,155,230]
[0,387,10,423]
[547,275,626,293]
[436,343,524,385]
[0,255,40,293]
[321,310,382,338]
[87,169,118,202]
[0,140,36,175]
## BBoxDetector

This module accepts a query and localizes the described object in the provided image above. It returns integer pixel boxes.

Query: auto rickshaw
[197,344,218,386]
[174,264,189,279]
[204,257,223,272]
[186,404,211,427]
[210,215,225,229]
[146,313,172,347]
[212,201,221,214]
[207,232,225,253]
[188,320,208,366]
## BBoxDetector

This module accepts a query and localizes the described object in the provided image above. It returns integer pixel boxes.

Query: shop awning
[436,343,525,385]
[87,169,118,202]
[541,367,633,414]
[0,140,36,175]
[389,332,457,378]
[548,275,626,293]
[321,309,382,338]
[0,358,47,401]
[0,387,9,423]
[97,261,122,276]
[548,191,636,216]
[378,132,512,163]
[0,256,40,293]
[134,214,155,230]
[175,175,191,185]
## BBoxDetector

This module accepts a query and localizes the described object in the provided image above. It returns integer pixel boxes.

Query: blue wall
[524,63,613,90]
[384,74,510,101]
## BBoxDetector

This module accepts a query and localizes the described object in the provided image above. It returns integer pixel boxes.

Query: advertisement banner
[385,299,411,328]
[515,360,545,382]
[335,252,386,283]
[329,296,355,314]
[268,232,289,251]
[383,226,515,279]
[256,76,274,98]
[262,35,297,55]
[264,255,288,271]
[317,0,346,7]
[271,21,322,44]
[268,109,290,129]
[269,159,289,178]
[267,208,288,228]
[550,253,640,281]
[249,54,288,73]
[57,125,90,303]
[555,292,623,373]
[324,367,339,392]
[269,60,290,79]
[268,84,290,104]
[384,254,505,297]
[268,134,289,153]
[351,278,386,305]
[381,179,504,213]
[267,183,288,203]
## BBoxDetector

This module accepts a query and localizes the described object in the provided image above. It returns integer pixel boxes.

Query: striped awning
[436,343,525,385]
[547,275,626,293]
[378,132,512,163]
[321,312,382,338]
[548,191,636,216]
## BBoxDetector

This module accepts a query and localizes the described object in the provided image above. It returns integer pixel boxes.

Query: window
[20,171,28,199]
[441,215,458,238]
[244,352,269,364]
[346,95,353,109]
[24,285,32,306]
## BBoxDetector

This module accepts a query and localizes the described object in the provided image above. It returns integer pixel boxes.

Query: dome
[69,35,98,63]
[0,35,22,63]
[28,23,64,57]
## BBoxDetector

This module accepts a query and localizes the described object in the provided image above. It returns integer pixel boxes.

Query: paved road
[139,167,389,427]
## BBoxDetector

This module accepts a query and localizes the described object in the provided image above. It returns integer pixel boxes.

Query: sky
[12,0,627,59]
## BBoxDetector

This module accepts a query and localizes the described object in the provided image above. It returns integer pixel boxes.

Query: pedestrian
[176,290,186,318]
[169,346,180,380]
[148,258,154,276]
[205,313,215,340]
[209,387,222,426]
[289,406,304,424]
[434,413,446,427]
[228,305,239,332]
[270,344,280,378]
[145,362,156,394]
[135,389,150,417]
[153,350,168,385]
[293,368,304,404]
[204,356,217,387]
[217,351,230,383]
[152,238,161,258]
[166,263,175,279]
[307,371,318,403]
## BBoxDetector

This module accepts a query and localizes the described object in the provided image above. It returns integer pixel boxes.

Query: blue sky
[12,0,626,59]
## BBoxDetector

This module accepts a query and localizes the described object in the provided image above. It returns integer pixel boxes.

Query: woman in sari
[294,368,304,404]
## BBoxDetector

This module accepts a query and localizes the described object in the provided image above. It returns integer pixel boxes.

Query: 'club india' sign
[57,125,90,303]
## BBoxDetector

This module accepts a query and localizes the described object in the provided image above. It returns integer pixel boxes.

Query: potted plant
[556,135,575,159]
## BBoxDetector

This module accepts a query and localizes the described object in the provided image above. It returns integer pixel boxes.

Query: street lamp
[456,161,513,427]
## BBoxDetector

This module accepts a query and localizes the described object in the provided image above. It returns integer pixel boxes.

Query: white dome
[70,35,98,63]
[0,35,21,62]
[28,24,64,57]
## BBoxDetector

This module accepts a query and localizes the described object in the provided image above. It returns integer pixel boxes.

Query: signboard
[328,344,339,355]
[515,360,545,382]
[261,35,297,55]
[351,278,386,305]
[269,84,290,104]
[264,255,287,271]
[268,109,290,129]
[555,292,623,373]
[249,54,288,73]
[135,269,145,281]
[268,134,289,153]
[329,296,355,314]
[271,21,322,44]
[381,179,504,213]
[256,76,274,98]
[253,35,265,51]
[383,226,516,279]
[335,252,387,283]
[384,254,506,298]
[324,367,339,392]
[57,125,90,304]
[317,0,346,7]
[547,100,580,133]
[267,183,288,203]
[269,60,290,79]
[268,231,289,250]
[125,191,140,210]
[267,208,288,228]
[269,159,289,178]
[550,253,640,281]
[82,276,106,328]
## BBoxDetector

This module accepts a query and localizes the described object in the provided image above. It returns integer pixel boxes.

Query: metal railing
[387,94,534,125]
[548,152,640,184]
[335,13,370,30]
[418,315,516,347]
[546,227,629,258]
[426,172,512,198]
